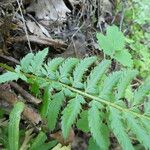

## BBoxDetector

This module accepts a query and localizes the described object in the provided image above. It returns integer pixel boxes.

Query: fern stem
[0,63,15,72]
[61,83,150,121]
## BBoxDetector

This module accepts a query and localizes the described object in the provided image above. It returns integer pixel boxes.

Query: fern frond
[133,78,150,106]
[0,71,19,83]
[61,95,85,139]
[47,91,65,131]
[100,71,121,101]
[115,70,138,100]
[85,60,111,94]
[109,107,134,150]
[59,58,79,84]
[72,57,97,89]
[8,102,25,150]
[88,101,109,150]
[124,113,150,149]
[2,50,150,150]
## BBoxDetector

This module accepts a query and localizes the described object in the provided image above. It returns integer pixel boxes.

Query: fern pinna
[1,48,150,150]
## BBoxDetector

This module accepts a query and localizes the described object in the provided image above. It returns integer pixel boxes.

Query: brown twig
[10,82,41,105]
[8,35,67,50]
[16,0,33,52]
[0,55,20,64]
[0,87,41,124]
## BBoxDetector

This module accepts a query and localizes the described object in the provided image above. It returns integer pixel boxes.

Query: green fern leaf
[29,132,47,150]
[125,113,150,149]
[88,101,109,150]
[109,107,134,150]
[0,71,19,83]
[3,52,150,150]
[115,70,138,100]
[140,118,150,133]
[30,48,48,75]
[100,71,121,100]
[20,53,34,73]
[76,110,89,133]
[45,57,64,79]
[73,57,97,89]
[85,59,111,94]
[96,25,125,55]
[8,102,25,150]
[59,58,79,84]
[63,88,76,98]
[46,57,64,72]
[88,137,100,150]
[133,78,150,106]
[114,50,133,67]
[96,25,133,67]
[61,95,85,139]
[47,91,65,131]
[40,86,52,118]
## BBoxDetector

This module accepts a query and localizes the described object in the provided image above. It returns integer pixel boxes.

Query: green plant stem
[0,63,15,72]
[61,83,150,121]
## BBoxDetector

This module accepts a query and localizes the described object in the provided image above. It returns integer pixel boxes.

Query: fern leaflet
[30,48,48,75]
[0,71,19,83]
[47,91,65,131]
[59,58,79,84]
[44,57,64,80]
[115,70,138,100]
[124,112,150,149]
[72,57,97,89]
[133,78,150,106]
[100,71,121,101]
[61,95,85,139]
[20,53,34,73]
[29,132,47,150]
[40,86,52,118]
[88,101,109,150]
[109,107,134,150]
[86,59,111,94]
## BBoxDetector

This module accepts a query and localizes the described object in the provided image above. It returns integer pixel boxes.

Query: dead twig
[10,82,41,105]
[0,87,41,124]
[8,35,67,50]
[0,55,20,64]
[16,0,32,52]
[120,0,126,31]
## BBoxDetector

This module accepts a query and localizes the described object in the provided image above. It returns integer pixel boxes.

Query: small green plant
[96,25,133,67]
[1,49,150,149]
[119,0,150,78]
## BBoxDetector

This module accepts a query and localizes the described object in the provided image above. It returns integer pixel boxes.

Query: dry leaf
[26,0,71,22]
[50,128,75,145]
